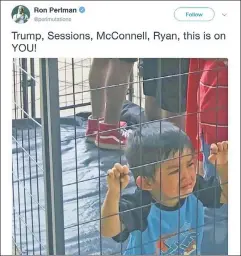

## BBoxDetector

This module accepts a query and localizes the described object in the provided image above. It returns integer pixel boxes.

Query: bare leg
[145,96,162,121]
[163,111,186,131]
[104,59,134,125]
[89,58,109,119]
[145,96,185,130]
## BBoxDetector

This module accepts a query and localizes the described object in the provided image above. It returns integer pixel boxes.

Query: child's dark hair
[125,121,194,181]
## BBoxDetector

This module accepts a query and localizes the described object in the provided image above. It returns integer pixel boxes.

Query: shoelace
[120,127,131,138]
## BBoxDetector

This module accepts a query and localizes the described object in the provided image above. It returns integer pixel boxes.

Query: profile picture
[12,5,30,24]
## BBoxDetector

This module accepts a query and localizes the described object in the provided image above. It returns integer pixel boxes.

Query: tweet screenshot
[1,1,240,255]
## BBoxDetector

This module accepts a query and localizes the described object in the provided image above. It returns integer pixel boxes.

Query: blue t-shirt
[113,175,222,255]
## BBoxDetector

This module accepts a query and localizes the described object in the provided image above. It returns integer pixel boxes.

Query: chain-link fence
[12,58,228,255]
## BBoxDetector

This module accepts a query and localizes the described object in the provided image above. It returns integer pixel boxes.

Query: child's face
[152,148,196,201]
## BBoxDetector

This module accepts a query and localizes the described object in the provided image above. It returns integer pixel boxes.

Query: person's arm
[208,141,228,204]
[101,163,129,238]
[216,163,228,204]
[101,190,123,237]
[194,141,228,206]
[101,164,152,242]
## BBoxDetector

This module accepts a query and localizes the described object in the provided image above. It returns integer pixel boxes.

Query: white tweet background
[1,1,240,255]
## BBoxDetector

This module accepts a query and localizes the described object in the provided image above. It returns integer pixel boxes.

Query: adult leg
[96,58,137,149]
[162,110,186,131]
[89,58,110,119]
[104,58,135,124]
[86,58,109,142]
[145,96,162,121]
[145,95,185,130]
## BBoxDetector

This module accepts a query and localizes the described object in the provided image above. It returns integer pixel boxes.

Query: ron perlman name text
[34,7,78,13]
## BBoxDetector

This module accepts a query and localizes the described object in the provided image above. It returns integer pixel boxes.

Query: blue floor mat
[12,101,145,255]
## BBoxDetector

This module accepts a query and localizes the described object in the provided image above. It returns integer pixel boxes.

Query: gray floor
[12,102,144,255]
[12,58,145,255]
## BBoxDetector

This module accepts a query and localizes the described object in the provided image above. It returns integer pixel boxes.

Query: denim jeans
[200,137,228,255]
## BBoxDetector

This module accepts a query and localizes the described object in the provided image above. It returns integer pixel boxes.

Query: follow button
[174,7,215,21]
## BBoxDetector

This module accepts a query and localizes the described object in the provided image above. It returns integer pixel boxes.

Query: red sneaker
[95,122,129,150]
[85,116,103,143]
[86,116,127,144]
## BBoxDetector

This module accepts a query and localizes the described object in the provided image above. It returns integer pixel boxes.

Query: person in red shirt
[186,58,228,255]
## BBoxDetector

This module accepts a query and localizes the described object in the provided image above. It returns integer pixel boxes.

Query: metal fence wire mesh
[12,58,228,255]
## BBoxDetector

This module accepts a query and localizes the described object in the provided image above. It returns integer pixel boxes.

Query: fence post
[21,58,28,118]
[128,70,134,102]
[39,58,65,255]
[30,58,36,118]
